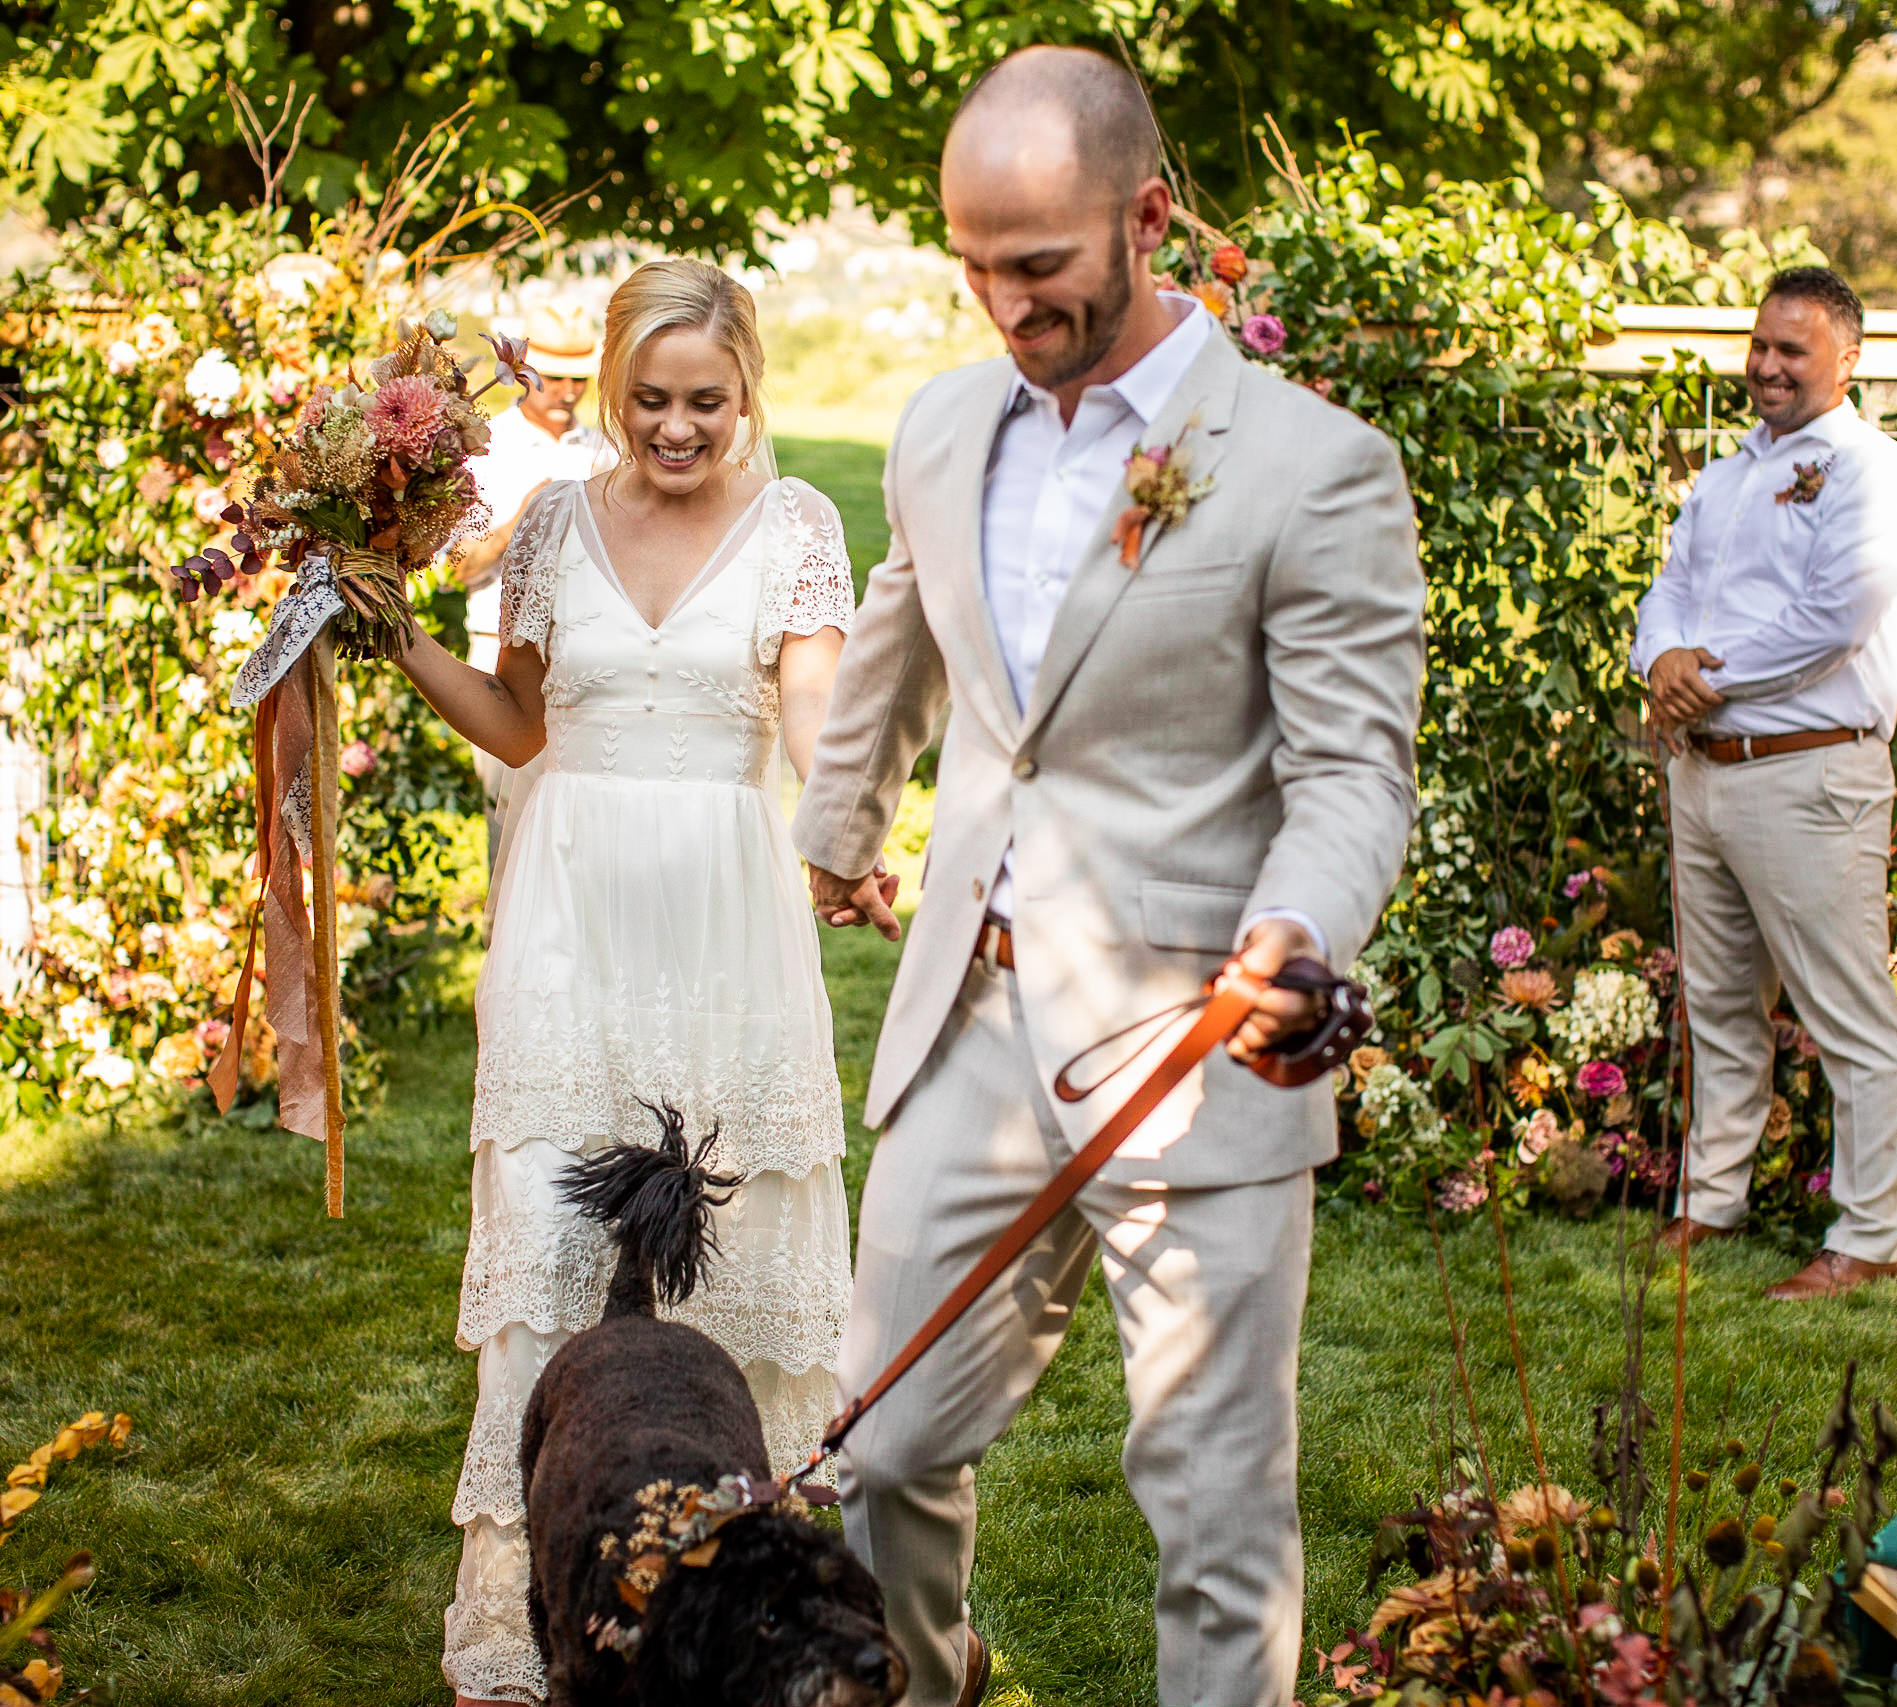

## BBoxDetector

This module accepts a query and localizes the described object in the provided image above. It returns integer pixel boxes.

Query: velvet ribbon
[208,627,347,1216]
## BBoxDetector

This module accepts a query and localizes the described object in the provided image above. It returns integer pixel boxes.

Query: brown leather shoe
[957,1628,992,1707]
[1765,1250,1897,1301]
[1658,1216,1739,1254]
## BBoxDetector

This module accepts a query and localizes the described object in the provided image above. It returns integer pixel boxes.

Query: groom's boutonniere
[1774,457,1830,505]
[1111,421,1215,568]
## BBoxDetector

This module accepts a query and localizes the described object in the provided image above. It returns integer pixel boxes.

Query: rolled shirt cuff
[1235,908,1329,964]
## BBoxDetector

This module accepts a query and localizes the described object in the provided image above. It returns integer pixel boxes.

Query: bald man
[794,47,1423,1707]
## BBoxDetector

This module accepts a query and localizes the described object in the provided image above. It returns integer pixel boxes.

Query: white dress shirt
[1632,400,1897,740]
[467,405,611,664]
[978,296,1324,955]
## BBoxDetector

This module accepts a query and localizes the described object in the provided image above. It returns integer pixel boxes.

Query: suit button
[1013,757,1038,780]
[972,877,985,902]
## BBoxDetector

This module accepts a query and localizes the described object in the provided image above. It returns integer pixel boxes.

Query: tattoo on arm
[482,675,511,703]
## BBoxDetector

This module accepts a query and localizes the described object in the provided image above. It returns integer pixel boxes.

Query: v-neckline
[577,480,773,632]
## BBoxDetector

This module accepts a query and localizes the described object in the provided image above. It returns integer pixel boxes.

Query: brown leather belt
[973,919,1015,971]
[1689,727,1869,764]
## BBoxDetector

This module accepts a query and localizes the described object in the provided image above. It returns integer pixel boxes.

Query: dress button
[646,665,659,677]
[1013,757,1038,780]
[972,877,986,902]
[644,701,655,712]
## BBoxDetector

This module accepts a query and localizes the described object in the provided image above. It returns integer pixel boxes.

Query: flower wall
[0,197,485,1118]
[1172,148,1846,1243]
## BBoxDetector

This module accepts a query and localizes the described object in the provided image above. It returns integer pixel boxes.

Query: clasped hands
[806,862,1322,1067]
[1646,645,1725,755]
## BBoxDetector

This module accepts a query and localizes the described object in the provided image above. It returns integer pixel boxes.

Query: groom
[794,45,1424,1707]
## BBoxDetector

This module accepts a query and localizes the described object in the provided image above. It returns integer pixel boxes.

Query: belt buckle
[1741,734,1753,762]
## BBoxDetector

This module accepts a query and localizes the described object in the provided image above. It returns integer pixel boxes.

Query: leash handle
[817,973,1266,1463]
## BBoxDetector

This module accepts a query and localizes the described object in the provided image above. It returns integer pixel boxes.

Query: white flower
[81,1050,136,1090]
[177,674,210,710]
[0,684,24,718]
[193,485,231,524]
[210,608,264,651]
[1514,1107,1560,1164]
[56,995,102,1042]
[105,339,140,375]
[96,436,129,469]
[1359,1062,1446,1147]
[185,349,244,417]
[1547,967,1661,1062]
[131,312,179,359]
[336,902,377,964]
[424,308,457,339]
[259,251,341,307]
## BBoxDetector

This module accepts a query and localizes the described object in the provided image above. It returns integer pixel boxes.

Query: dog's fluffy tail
[560,1102,742,1318]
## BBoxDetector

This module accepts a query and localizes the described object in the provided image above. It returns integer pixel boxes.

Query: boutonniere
[1774,457,1831,505]
[1111,421,1215,567]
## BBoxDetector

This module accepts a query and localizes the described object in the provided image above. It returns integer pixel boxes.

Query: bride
[393,258,873,1705]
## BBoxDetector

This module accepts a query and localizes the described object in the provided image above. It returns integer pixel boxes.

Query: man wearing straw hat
[1634,266,1897,1301]
[459,299,612,861]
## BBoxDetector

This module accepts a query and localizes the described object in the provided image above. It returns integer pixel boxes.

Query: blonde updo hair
[597,258,767,468]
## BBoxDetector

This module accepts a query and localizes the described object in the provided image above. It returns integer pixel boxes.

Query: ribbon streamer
[209,626,347,1216]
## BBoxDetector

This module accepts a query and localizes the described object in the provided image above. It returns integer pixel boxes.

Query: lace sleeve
[497,482,578,661]
[756,478,857,667]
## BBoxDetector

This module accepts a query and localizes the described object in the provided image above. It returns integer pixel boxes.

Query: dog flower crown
[588,1472,817,1653]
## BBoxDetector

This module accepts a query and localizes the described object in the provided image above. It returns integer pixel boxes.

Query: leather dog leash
[783,955,1370,1495]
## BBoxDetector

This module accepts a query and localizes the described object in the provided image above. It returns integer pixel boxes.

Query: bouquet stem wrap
[208,628,347,1216]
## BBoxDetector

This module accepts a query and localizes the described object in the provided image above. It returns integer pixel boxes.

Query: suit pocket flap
[1139,880,1251,952]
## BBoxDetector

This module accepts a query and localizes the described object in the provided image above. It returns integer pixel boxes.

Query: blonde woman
[395,259,868,1705]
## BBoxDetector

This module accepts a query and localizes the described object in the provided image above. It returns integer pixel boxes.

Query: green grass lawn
[5,929,1896,1705]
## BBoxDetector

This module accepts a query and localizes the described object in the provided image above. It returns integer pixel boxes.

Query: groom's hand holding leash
[809,860,903,941]
[1227,918,1325,1066]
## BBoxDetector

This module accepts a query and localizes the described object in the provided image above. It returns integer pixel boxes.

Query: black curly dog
[521,1103,908,1707]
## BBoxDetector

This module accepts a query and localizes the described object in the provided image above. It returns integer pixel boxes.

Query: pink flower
[1435,1159,1491,1214]
[364,373,447,459]
[1641,947,1677,984]
[1362,1178,1385,1202]
[1807,1168,1832,1197]
[193,485,230,524]
[1516,1107,1559,1164]
[1241,313,1286,357]
[1576,1060,1627,1099]
[298,385,333,432]
[195,1017,230,1054]
[1596,1632,1660,1707]
[340,740,378,779]
[1489,925,1535,969]
[1563,870,1592,899]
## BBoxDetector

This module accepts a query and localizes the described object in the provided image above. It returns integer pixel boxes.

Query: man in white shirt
[1633,266,1897,1300]
[795,46,1422,1707]
[460,301,612,859]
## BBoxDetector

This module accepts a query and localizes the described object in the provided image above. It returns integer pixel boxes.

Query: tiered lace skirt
[442,768,850,1703]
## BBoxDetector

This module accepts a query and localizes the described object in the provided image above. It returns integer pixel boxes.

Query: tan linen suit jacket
[793,330,1425,1187]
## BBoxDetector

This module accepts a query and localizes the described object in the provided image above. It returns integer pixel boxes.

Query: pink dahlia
[1489,925,1535,969]
[365,373,448,459]
[1241,313,1286,357]
[1576,1060,1627,1099]
[340,740,378,779]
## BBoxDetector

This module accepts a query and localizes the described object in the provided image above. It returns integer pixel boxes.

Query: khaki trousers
[1668,740,1897,1260]
[840,958,1314,1707]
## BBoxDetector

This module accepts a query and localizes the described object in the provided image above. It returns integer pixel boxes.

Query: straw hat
[522,300,600,378]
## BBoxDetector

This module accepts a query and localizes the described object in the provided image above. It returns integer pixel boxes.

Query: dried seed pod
[1577,1576,1604,1603]
[1589,1506,1616,1533]
[1635,1557,1663,1593]
[1734,1463,1762,1497]
[1725,1438,1746,1459]
[1779,1478,1801,1499]
[1704,1517,1747,1568]
[1751,1514,1777,1545]
[1531,1533,1559,1570]
[1505,1540,1533,1573]
[1686,1469,1710,1493]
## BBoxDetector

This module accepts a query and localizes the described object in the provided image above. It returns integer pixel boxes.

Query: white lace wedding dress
[441,475,857,1703]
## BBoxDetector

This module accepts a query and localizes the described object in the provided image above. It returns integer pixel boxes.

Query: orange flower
[1209,243,1249,284]
[1189,279,1233,318]
[1502,968,1559,1011]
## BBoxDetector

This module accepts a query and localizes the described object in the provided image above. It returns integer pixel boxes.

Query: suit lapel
[943,361,1026,740]
[1019,333,1245,742]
